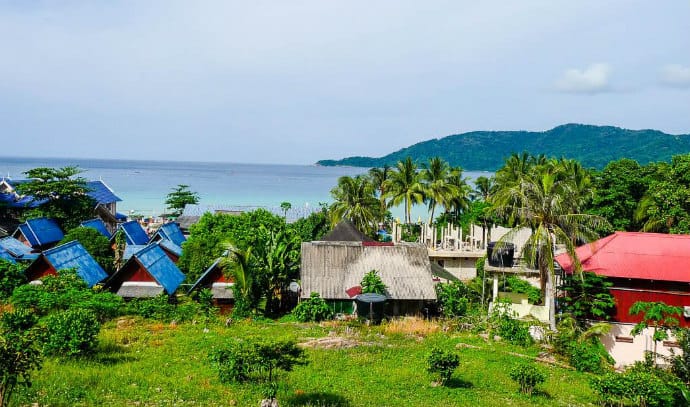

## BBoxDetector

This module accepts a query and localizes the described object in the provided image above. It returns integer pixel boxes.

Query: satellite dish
[289,281,300,293]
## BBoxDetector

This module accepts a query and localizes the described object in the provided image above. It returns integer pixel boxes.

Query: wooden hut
[12,217,64,251]
[106,243,185,298]
[0,236,39,262]
[188,255,234,312]
[24,241,108,287]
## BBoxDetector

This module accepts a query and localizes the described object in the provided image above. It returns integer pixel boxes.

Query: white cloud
[659,64,690,88]
[555,63,612,94]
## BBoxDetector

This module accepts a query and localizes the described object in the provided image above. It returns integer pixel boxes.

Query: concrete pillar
[492,275,499,300]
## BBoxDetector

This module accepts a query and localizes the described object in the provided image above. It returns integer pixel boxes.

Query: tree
[361,270,387,295]
[223,245,260,318]
[289,204,330,242]
[420,157,457,224]
[280,201,291,218]
[59,227,115,273]
[490,157,608,329]
[164,184,200,216]
[560,271,615,321]
[426,347,460,386]
[384,157,425,224]
[0,259,26,301]
[329,175,380,236]
[15,166,95,231]
[368,165,392,223]
[629,301,683,365]
[0,329,42,407]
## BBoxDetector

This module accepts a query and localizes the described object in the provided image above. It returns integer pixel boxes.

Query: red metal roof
[555,231,690,283]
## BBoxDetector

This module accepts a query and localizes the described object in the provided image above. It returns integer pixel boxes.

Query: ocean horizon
[0,156,491,220]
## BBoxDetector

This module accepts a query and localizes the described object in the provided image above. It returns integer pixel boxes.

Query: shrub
[0,309,38,333]
[361,270,387,295]
[0,259,26,301]
[125,294,201,322]
[292,292,333,322]
[670,328,690,384]
[209,338,307,383]
[509,363,546,395]
[568,340,610,374]
[591,369,681,407]
[490,301,532,346]
[426,347,460,386]
[0,330,42,407]
[435,282,470,318]
[41,308,100,357]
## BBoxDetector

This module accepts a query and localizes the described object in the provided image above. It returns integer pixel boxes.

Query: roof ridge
[44,240,79,255]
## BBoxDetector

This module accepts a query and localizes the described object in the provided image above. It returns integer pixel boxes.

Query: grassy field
[13,317,598,406]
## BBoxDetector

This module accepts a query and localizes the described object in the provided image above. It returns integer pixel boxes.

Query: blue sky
[1,1,689,165]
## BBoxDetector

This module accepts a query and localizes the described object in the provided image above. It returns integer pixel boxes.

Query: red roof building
[555,232,690,327]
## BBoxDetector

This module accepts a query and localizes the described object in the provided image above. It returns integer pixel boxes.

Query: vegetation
[552,314,613,374]
[426,347,459,386]
[15,166,95,230]
[328,174,381,235]
[59,227,115,273]
[360,269,387,295]
[0,324,42,407]
[560,272,615,320]
[0,259,26,301]
[292,293,333,322]
[591,362,686,407]
[317,123,690,170]
[41,308,100,357]
[509,363,546,396]
[164,184,199,216]
[629,301,683,365]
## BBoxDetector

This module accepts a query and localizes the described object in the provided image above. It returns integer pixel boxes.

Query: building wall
[430,257,479,281]
[26,260,57,282]
[600,323,681,367]
[608,279,690,327]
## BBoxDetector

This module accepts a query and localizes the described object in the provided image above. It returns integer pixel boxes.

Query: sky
[1,1,689,165]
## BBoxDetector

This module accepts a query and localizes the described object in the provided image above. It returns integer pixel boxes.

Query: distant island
[317,124,690,171]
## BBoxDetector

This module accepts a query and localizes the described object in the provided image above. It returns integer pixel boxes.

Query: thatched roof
[300,241,437,300]
[321,221,374,242]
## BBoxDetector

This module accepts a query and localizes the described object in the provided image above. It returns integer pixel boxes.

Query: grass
[12,317,598,406]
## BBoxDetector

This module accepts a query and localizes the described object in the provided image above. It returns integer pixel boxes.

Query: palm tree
[421,157,457,224]
[368,165,392,222]
[491,158,608,329]
[444,166,472,224]
[253,226,301,315]
[223,244,258,317]
[384,157,425,224]
[329,175,380,235]
[472,175,495,202]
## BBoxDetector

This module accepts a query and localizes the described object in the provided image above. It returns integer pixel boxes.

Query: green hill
[317,124,690,170]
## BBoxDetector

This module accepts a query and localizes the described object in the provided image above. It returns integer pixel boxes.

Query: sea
[0,156,490,221]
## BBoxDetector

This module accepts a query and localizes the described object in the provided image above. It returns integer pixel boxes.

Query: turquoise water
[0,156,490,219]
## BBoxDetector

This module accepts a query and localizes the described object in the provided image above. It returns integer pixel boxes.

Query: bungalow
[150,222,186,247]
[555,231,690,366]
[112,220,149,246]
[0,236,39,261]
[12,217,64,251]
[157,239,182,263]
[300,235,437,316]
[81,218,112,239]
[24,241,108,287]
[106,243,185,298]
[188,255,234,311]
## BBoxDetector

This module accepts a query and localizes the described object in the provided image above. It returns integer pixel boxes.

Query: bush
[591,369,682,407]
[125,294,200,322]
[490,302,532,346]
[209,338,307,383]
[0,259,26,301]
[41,308,100,357]
[292,292,333,322]
[568,340,610,374]
[0,329,42,407]
[436,282,471,318]
[0,309,38,333]
[426,347,460,386]
[361,270,387,295]
[509,363,546,395]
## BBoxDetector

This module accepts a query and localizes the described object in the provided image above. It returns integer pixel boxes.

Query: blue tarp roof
[41,241,108,287]
[123,244,147,261]
[158,239,182,257]
[86,180,122,204]
[80,218,111,238]
[0,249,16,264]
[0,236,39,260]
[153,223,186,246]
[116,244,185,294]
[116,212,128,221]
[115,221,149,245]
[15,218,64,248]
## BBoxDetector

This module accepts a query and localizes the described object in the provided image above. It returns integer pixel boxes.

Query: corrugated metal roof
[113,244,184,294]
[188,256,223,294]
[153,223,186,246]
[86,180,122,204]
[15,218,64,248]
[41,241,108,287]
[115,221,149,245]
[300,241,437,300]
[555,231,690,283]
[158,239,182,257]
[123,245,147,261]
[0,249,16,264]
[80,218,112,238]
[0,236,38,260]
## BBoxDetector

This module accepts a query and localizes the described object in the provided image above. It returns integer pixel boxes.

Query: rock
[260,398,279,407]
[493,335,502,342]
[478,333,490,341]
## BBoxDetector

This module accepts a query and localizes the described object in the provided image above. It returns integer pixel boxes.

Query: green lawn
[13,318,597,406]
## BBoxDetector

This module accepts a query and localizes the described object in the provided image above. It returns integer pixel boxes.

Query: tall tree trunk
[546,268,556,330]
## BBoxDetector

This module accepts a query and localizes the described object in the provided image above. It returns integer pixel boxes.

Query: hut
[106,243,185,298]
[85,180,125,232]
[0,236,39,261]
[24,241,108,287]
[112,220,149,246]
[188,255,234,312]
[300,240,437,316]
[556,231,690,366]
[157,239,183,263]
[150,222,186,247]
[12,217,64,251]
[81,218,112,239]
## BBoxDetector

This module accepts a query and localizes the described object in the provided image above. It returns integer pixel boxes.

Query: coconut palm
[472,175,495,202]
[491,158,608,329]
[444,166,472,224]
[385,157,425,224]
[421,157,457,224]
[368,164,392,222]
[329,175,380,235]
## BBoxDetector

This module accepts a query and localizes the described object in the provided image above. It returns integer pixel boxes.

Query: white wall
[600,323,681,367]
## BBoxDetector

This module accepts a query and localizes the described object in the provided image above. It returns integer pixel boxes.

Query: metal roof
[123,244,147,261]
[0,249,16,264]
[556,231,690,283]
[14,218,64,248]
[86,180,122,204]
[40,241,108,287]
[112,244,185,294]
[0,236,39,260]
[188,256,223,294]
[153,223,186,246]
[115,221,149,245]
[80,218,112,238]
[158,239,182,258]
